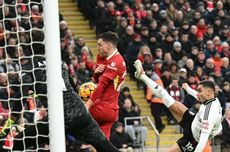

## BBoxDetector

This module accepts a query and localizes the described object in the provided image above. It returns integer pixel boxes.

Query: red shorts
[89,104,118,139]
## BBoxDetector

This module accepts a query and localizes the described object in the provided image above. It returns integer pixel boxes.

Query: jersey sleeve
[185,86,198,100]
[103,62,119,80]
[90,75,110,102]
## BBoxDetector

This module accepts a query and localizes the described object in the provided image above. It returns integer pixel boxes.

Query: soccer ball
[79,82,97,102]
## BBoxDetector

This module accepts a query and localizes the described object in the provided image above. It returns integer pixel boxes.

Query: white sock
[140,74,175,108]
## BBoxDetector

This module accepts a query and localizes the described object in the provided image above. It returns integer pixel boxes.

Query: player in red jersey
[85,31,126,139]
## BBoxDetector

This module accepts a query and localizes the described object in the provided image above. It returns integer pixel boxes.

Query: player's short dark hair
[98,31,119,47]
[199,80,215,92]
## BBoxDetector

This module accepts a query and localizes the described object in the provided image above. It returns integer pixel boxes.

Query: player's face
[196,85,211,102]
[97,38,109,58]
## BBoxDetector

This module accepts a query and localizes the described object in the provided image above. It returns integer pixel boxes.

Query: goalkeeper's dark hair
[98,31,119,47]
[199,80,215,92]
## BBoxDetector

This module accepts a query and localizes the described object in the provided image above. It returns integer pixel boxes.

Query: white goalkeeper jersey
[186,87,222,152]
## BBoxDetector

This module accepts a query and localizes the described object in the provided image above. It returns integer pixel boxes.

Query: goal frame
[43,0,65,151]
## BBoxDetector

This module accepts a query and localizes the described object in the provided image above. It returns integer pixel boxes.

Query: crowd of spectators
[78,0,230,150]
[0,0,229,151]
[0,0,97,151]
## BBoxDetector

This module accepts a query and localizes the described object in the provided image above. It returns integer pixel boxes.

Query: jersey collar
[203,98,216,105]
[106,49,118,60]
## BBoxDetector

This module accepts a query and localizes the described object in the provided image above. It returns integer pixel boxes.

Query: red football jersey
[91,51,126,109]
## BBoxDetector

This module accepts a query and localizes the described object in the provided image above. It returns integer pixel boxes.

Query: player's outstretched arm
[182,83,198,100]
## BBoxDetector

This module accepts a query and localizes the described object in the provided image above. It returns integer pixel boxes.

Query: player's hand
[94,64,106,74]
[182,83,189,90]
[85,99,94,110]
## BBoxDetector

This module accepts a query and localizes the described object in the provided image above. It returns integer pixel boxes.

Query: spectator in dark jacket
[99,2,116,33]
[119,98,147,143]
[126,34,143,79]
[110,122,134,152]
[222,109,230,152]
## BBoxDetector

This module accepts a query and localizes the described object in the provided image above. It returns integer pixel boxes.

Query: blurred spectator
[126,34,143,79]
[60,20,68,39]
[184,58,195,76]
[204,40,217,59]
[166,4,177,21]
[160,68,171,88]
[162,52,173,70]
[118,26,134,57]
[119,98,147,144]
[212,68,224,87]
[221,57,230,81]
[165,77,184,124]
[204,25,215,42]
[153,59,163,77]
[222,82,230,109]
[171,41,187,62]
[169,62,178,78]
[153,48,163,60]
[195,51,206,68]
[213,36,222,53]
[189,46,199,61]
[141,10,153,27]
[166,77,185,103]
[135,3,147,20]
[115,0,124,12]
[119,86,140,114]
[203,58,215,76]
[116,17,128,38]
[221,42,230,58]
[80,46,95,73]
[99,2,116,33]
[146,72,165,132]
[110,122,134,152]
[137,45,152,63]
[75,62,91,84]
[75,37,86,57]
[194,66,205,82]
[180,33,192,54]
[222,109,230,152]
[148,19,158,36]
[140,26,149,44]
[213,17,222,35]
[94,0,106,35]
[138,52,153,90]
[178,68,187,86]
[181,2,194,23]
[196,18,207,36]
[65,29,77,49]
[215,84,226,115]
[162,34,174,53]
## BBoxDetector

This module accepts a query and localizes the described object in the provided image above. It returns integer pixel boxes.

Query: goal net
[0,0,65,151]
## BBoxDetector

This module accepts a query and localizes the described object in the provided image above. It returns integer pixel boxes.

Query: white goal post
[43,0,65,152]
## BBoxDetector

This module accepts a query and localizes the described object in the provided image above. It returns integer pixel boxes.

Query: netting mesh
[0,0,50,151]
